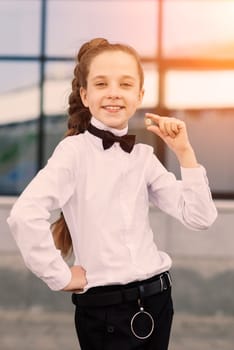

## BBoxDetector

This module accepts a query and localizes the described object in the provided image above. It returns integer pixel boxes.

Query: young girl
[7,38,217,350]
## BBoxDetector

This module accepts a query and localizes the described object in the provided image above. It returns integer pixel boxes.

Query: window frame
[0,0,233,198]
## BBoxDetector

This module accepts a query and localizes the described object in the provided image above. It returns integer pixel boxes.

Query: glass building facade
[0,0,234,197]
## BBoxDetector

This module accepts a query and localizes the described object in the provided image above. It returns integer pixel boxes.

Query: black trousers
[73,281,174,350]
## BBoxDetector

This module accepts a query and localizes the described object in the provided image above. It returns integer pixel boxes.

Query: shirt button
[107,325,115,333]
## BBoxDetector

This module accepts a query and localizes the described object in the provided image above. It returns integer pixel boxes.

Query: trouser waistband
[72,271,172,308]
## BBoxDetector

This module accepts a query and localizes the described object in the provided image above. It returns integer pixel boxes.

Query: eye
[121,82,133,87]
[95,82,106,87]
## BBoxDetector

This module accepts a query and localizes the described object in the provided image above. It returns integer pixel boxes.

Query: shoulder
[133,142,154,159]
[52,134,87,157]
[57,134,86,150]
[131,143,157,173]
[47,134,86,168]
[134,143,167,176]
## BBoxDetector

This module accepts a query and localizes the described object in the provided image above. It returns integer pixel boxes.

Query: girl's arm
[144,113,217,229]
[7,138,87,291]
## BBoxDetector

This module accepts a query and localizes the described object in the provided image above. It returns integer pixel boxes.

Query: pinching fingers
[144,113,161,126]
[145,113,185,140]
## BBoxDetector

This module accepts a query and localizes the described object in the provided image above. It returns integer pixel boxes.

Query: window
[0,62,39,194]
[165,70,234,109]
[0,0,40,55]
[166,109,234,196]
[0,0,233,198]
[163,0,234,58]
[44,62,73,161]
[46,0,158,57]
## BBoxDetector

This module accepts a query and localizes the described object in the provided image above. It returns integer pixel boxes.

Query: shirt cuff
[43,262,72,291]
[180,165,208,185]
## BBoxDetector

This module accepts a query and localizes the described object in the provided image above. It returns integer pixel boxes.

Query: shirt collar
[91,116,128,137]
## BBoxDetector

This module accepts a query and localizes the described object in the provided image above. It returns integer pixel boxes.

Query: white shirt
[7,117,217,291]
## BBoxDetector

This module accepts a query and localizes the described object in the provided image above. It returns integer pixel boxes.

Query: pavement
[1,253,234,350]
[1,309,234,350]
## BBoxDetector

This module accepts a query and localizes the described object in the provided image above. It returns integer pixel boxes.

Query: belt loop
[159,275,164,292]
[165,271,172,287]
[138,284,145,307]
[160,273,168,291]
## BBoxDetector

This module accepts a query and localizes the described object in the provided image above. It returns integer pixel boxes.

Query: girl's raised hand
[145,113,199,168]
[63,265,88,292]
[145,113,191,154]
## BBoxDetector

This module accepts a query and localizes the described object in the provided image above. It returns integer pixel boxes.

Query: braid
[51,213,72,258]
[66,72,91,136]
[65,38,109,137]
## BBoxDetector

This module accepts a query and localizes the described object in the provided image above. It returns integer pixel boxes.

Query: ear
[80,87,89,107]
[137,88,144,107]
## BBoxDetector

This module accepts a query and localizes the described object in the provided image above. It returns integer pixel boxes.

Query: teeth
[104,106,121,110]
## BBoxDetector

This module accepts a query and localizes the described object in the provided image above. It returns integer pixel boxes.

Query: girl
[7,38,217,350]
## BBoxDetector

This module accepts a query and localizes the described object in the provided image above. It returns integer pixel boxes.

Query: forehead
[88,50,139,79]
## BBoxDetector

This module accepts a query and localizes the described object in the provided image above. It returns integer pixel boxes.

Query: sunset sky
[1,0,234,122]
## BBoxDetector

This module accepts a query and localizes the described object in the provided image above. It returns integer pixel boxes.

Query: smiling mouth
[102,105,124,111]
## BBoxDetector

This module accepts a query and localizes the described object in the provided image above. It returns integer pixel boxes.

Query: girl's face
[80,50,144,130]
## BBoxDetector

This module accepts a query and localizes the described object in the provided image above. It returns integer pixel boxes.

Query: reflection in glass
[0,63,39,195]
[142,64,158,108]
[0,0,40,55]
[46,0,157,57]
[0,62,39,94]
[44,62,73,162]
[44,62,73,117]
[0,62,40,123]
[163,0,234,58]
[166,109,234,195]
[165,70,234,109]
[0,122,38,195]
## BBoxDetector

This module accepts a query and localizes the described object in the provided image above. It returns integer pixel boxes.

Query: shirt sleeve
[146,152,217,230]
[7,137,78,291]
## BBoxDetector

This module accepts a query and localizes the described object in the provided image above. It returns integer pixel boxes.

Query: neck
[91,116,128,136]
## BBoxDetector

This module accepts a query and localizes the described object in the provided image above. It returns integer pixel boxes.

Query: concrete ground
[1,309,234,350]
[2,200,234,349]
[1,253,234,350]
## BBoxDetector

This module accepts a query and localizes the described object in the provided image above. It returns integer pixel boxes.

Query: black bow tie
[87,124,136,153]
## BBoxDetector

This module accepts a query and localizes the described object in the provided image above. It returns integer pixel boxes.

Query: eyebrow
[91,75,136,81]
[91,75,106,81]
[121,75,136,81]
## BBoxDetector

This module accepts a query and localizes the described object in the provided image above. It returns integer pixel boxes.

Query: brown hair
[51,38,144,257]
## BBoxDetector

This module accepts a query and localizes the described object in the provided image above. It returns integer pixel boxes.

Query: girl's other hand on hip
[63,265,88,292]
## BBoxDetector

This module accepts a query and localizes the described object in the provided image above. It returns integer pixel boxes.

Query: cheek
[84,93,97,108]
[130,93,143,107]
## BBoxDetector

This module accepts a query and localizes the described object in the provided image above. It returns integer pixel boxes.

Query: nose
[107,94,120,99]
[106,84,121,99]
